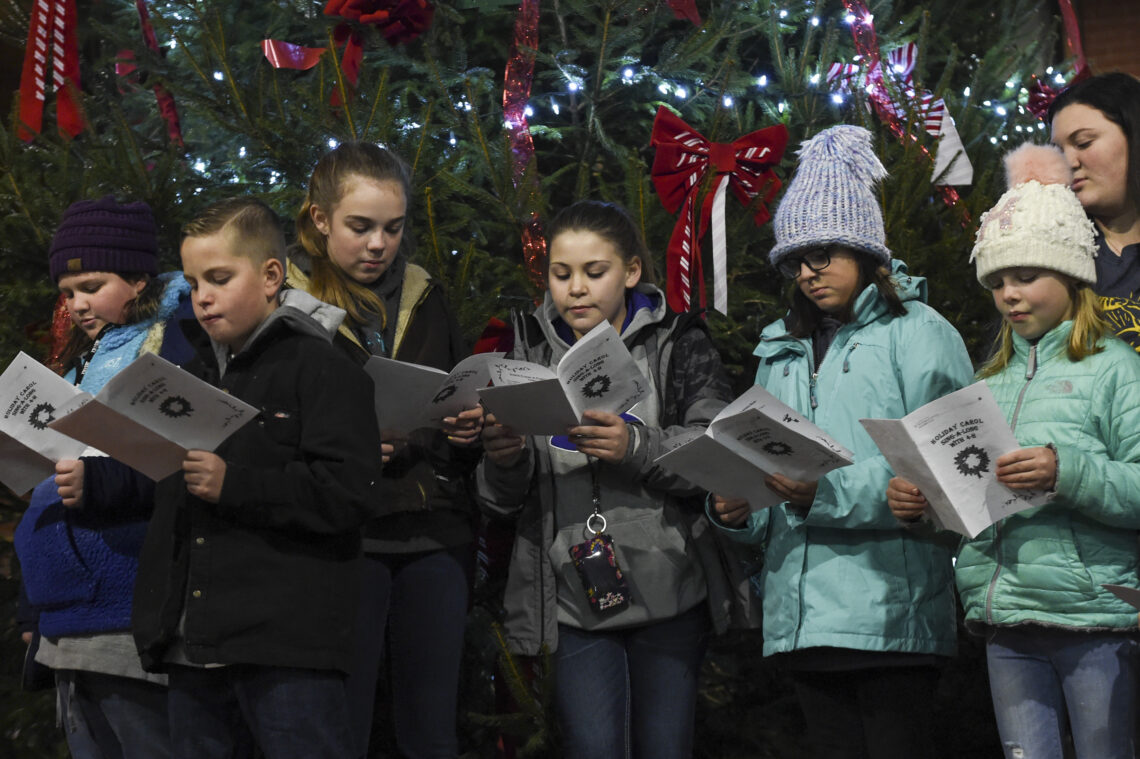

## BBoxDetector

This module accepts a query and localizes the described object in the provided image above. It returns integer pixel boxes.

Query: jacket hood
[534,282,668,358]
[211,288,346,374]
[755,259,925,360]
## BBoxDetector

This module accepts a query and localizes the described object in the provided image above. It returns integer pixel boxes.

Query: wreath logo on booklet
[28,403,56,431]
[159,396,194,419]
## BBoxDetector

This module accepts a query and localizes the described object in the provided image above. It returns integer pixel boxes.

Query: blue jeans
[344,545,473,759]
[166,664,352,759]
[554,603,709,759]
[56,669,170,759]
[986,626,1139,759]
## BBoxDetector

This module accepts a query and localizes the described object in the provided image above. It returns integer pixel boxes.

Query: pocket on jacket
[259,409,301,449]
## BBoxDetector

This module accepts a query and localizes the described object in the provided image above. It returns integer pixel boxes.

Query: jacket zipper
[984,342,1038,625]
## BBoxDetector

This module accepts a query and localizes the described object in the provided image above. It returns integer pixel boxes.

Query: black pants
[790,665,942,759]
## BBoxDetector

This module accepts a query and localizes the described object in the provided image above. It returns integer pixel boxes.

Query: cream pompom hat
[970,143,1097,286]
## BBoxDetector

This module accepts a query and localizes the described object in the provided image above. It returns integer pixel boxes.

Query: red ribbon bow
[650,107,787,314]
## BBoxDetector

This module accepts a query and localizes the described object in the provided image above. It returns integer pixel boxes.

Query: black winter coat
[132,305,384,674]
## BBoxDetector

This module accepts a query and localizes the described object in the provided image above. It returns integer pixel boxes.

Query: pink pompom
[1004,143,1072,189]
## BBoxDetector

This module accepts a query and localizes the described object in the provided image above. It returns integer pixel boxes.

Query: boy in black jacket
[132,198,383,759]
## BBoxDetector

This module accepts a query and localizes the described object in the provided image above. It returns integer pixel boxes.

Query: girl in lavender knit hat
[15,196,194,758]
[711,125,975,759]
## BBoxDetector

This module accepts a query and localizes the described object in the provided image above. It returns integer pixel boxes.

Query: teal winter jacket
[956,321,1140,631]
[719,262,975,657]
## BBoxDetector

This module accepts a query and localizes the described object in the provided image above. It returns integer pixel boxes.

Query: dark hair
[296,141,412,329]
[1048,72,1140,216]
[182,197,286,266]
[545,200,657,283]
[56,271,163,373]
[784,252,906,338]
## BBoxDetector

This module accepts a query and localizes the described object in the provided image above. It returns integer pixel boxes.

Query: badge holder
[568,459,631,615]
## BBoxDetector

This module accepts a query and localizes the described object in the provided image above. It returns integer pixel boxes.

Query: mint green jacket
[956,322,1140,631]
[720,263,975,657]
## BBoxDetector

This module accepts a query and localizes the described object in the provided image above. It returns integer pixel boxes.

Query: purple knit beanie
[48,195,159,282]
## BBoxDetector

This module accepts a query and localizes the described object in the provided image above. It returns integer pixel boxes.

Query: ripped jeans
[986,626,1139,759]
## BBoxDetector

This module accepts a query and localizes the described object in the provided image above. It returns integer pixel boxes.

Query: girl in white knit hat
[889,142,1140,759]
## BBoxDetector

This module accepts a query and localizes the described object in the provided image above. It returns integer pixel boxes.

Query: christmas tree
[1,0,1079,755]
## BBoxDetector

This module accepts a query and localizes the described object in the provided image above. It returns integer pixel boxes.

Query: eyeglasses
[777,248,833,279]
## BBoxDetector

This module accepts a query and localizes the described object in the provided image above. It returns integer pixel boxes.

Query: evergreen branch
[361,67,392,140]
[423,185,444,275]
[461,79,505,202]
[327,27,358,137]
[108,104,152,198]
[195,8,254,130]
[411,101,435,177]
[591,7,612,102]
[5,173,46,246]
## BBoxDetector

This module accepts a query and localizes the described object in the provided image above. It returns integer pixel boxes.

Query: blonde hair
[977,285,1112,378]
[295,142,412,330]
[182,197,285,267]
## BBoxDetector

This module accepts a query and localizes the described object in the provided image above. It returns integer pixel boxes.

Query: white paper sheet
[48,353,258,481]
[0,352,89,494]
[477,322,650,435]
[654,384,854,509]
[365,352,501,433]
[860,381,1048,538]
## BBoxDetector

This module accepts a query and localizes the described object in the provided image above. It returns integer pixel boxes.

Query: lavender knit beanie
[769,125,892,267]
[48,195,159,282]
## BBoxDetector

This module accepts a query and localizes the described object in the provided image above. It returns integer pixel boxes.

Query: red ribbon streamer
[261,40,328,70]
[18,0,82,141]
[840,0,962,214]
[650,107,788,314]
[261,27,362,107]
[502,0,545,290]
[132,0,183,146]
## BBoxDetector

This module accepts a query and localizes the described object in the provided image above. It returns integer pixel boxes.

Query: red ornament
[324,0,435,45]
[650,107,788,314]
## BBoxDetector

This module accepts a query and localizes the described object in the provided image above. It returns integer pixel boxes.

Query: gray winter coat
[477,285,755,655]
